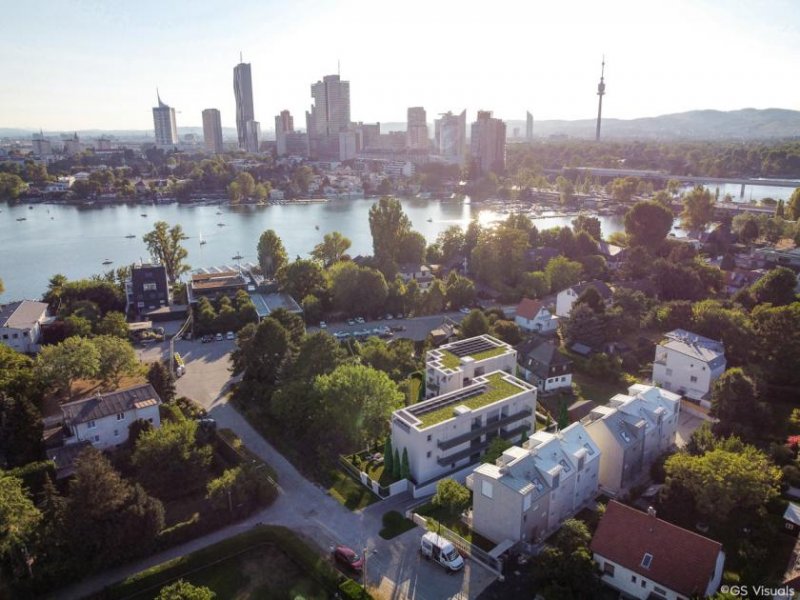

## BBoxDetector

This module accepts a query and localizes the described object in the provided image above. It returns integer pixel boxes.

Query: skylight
[641,553,653,569]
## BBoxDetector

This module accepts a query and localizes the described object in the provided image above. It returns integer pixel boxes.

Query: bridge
[545,167,800,189]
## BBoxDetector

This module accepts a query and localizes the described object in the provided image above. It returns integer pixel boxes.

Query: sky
[1,0,799,132]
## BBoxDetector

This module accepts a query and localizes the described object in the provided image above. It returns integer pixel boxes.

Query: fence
[337,455,410,499]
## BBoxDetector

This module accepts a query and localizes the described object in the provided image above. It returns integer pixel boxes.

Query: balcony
[437,408,533,450]
[436,415,533,466]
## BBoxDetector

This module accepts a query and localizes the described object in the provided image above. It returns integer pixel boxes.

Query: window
[87,420,97,429]
[665,368,673,376]
[641,553,653,569]
[426,451,431,458]
[142,282,157,291]
[116,412,125,421]
[523,493,531,511]
[148,417,153,423]
[93,435,100,443]
[641,580,646,588]
[654,586,667,595]
[690,375,698,383]
[427,434,432,442]
[114,429,119,437]
[603,562,615,577]
[631,575,637,583]
[481,481,493,499]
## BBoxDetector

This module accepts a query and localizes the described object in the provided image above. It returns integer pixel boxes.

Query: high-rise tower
[233,56,259,152]
[526,111,534,142]
[305,74,350,159]
[202,108,224,154]
[595,57,606,141]
[470,110,506,175]
[406,107,428,151]
[152,91,178,146]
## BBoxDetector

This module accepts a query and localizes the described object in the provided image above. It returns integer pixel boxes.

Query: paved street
[58,329,496,600]
[310,311,467,341]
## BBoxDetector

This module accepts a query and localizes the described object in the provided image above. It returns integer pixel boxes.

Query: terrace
[429,335,512,372]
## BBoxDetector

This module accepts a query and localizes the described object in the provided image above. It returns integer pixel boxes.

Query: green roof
[437,346,508,370]
[415,373,524,428]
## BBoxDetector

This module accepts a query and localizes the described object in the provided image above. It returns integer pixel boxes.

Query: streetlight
[362,546,376,593]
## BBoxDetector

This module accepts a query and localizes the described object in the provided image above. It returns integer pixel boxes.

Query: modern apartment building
[152,93,178,146]
[233,60,258,152]
[434,110,466,164]
[407,106,428,151]
[652,329,726,407]
[306,74,350,159]
[125,263,171,320]
[202,108,224,154]
[582,384,681,495]
[275,110,294,156]
[468,422,601,544]
[424,335,517,399]
[391,370,536,486]
[470,110,506,175]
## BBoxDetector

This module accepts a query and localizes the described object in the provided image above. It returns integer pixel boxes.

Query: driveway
[63,336,498,600]
[675,404,709,448]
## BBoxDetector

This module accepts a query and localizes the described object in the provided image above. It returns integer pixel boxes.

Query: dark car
[201,334,213,343]
[333,545,364,573]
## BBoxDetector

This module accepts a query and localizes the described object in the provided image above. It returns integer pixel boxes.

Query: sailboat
[199,231,207,246]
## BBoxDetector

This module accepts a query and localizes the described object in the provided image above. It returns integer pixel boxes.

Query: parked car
[226,331,235,340]
[347,319,356,326]
[386,313,393,320]
[420,532,463,572]
[319,321,327,329]
[215,333,223,342]
[355,317,365,324]
[333,545,364,573]
[459,307,471,314]
[201,334,213,343]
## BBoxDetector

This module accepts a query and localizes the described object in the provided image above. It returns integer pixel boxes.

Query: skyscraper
[434,110,466,164]
[275,110,294,156]
[202,108,224,154]
[406,107,428,151]
[152,91,178,146]
[470,110,506,175]
[306,74,350,159]
[233,58,258,152]
[526,111,534,141]
[596,57,606,141]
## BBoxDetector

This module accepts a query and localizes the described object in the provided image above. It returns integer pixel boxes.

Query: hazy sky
[2,0,798,131]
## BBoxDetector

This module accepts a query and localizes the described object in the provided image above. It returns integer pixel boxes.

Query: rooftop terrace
[430,335,512,371]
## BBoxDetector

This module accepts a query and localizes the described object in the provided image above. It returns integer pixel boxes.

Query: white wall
[652,348,725,406]
[555,288,579,317]
[68,404,161,450]
[0,322,41,353]
[595,556,685,600]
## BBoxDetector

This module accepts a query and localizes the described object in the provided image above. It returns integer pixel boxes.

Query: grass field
[327,469,379,511]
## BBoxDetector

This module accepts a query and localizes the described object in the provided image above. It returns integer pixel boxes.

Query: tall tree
[36,337,100,397]
[460,309,490,338]
[572,214,602,241]
[142,221,190,283]
[787,187,800,221]
[0,474,41,575]
[624,200,674,250]
[710,368,765,440]
[437,225,466,264]
[92,335,139,386]
[147,361,176,403]
[397,231,427,265]
[445,273,476,309]
[311,231,352,266]
[432,478,471,517]
[256,229,288,278]
[751,302,800,387]
[680,186,715,231]
[749,266,797,306]
[545,256,583,293]
[368,196,411,265]
[230,318,292,386]
[95,311,129,339]
[277,259,327,300]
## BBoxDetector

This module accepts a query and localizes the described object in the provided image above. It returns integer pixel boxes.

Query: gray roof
[48,441,92,479]
[0,300,49,329]
[62,383,162,425]
[517,338,572,378]
[662,329,725,366]
[785,503,800,526]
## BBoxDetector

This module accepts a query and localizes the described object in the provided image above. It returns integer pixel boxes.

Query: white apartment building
[425,335,517,399]
[0,300,50,353]
[60,383,163,450]
[467,422,600,544]
[391,371,536,486]
[583,384,680,496]
[651,329,726,407]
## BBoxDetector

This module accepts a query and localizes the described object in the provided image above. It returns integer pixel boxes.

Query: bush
[339,578,373,600]
[379,510,416,540]
[6,460,55,496]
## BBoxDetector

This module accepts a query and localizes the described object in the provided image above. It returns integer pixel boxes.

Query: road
[311,312,468,341]
[54,323,496,600]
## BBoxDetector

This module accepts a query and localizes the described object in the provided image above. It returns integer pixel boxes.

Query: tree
[749,266,797,306]
[92,335,139,386]
[227,181,241,204]
[143,221,190,283]
[311,231,352,266]
[518,271,550,299]
[574,285,605,313]
[256,230,288,278]
[206,463,275,516]
[491,320,521,345]
[574,231,599,257]
[96,311,129,338]
[37,337,100,396]
[545,256,583,293]
[368,196,411,265]
[561,302,605,348]
[751,302,800,386]
[663,445,780,523]
[691,300,753,366]
[397,231,427,265]
[401,448,410,480]
[460,309,489,338]
[680,186,715,231]
[419,279,446,315]
[156,580,216,600]
[572,214,602,241]
[132,419,213,498]
[231,318,292,387]
[328,262,388,317]
[277,259,327,301]
[710,368,765,440]
[533,518,599,599]
[0,474,41,574]
[471,225,529,288]
[445,273,476,309]
[437,225,466,264]
[392,448,401,479]
[384,438,394,475]
[234,172,255,198]
[290,332,346,381]
[624,200,674,250]
[63,314,92,337]
[432,478,471,516]
[147,361,176,403]
[787,187,800,220]
[482,437,513,464]
[0,173,26,200]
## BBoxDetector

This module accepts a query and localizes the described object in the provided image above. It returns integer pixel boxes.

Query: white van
[420,532,464,572]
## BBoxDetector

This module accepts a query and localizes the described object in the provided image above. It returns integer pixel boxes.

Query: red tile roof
[516,297,544,320]
[591,501,723,598]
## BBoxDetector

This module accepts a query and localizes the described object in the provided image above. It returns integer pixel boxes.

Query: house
[514,298,558,333]
[597,241,626,268]
[187,268,248,303]
[390,370,536,487]
[555,280,614,317]
[783,503,800,538]
[467,422,600,545]
[516,337,572,393]
[397,263,435,290]
[0,300,50,353]
[424,335,517,399]
[592,501,725,600]
[651,329,726,407]
[126,263,172,321]
[60,383,163,450]
[582,384,681,495]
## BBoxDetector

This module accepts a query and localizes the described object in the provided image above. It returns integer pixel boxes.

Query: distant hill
[507,108,800,140]
[3,109,800,142]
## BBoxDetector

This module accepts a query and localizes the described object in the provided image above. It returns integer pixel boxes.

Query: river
[0,198,630,301]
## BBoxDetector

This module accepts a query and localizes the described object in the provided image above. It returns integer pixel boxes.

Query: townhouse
[651,329,726,407]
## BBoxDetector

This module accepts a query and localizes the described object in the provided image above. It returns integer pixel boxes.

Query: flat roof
[431,335,512,370]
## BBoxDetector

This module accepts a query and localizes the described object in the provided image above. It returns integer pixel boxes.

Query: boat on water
[16,217,27,222]
[427,218,433,222]
[28,206,33,210]
[199,232,207,245]
[141,213,148,217]
[217,223,225,227]
[125,234,136,239]
[216,211,223,215]
[232,253,243,260]
[102,259,113,265]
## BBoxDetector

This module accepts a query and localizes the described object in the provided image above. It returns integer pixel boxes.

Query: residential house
[390,370,536,486]
[467,422,600,544]
[424,335,516,399]
[126,263,172,321]
[397,263,435,290]
[651,329,726,407]
[514,298,558,334]
[722,269,763,296]
[592,501,725,600]
[582,384,680,495]
[783,503,800,538]
[0,300,50,353]
[555,280,614,317]
[187,268,248,303]
[516,337,572,393]
[597,241,626,268]
[60,383,163,450]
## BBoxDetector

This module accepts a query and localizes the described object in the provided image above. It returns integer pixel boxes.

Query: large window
[603,562,615,577]
[481,480,493,499]
[143,282,158,291]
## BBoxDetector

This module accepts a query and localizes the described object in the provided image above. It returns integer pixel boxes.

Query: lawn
[327,469,379,511]
[571,372,629,404]
[379,510,417,540]
[440,350,461,369]
[415,503,495,551]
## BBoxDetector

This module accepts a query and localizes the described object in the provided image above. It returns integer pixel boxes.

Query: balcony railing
[437,408,533,451]
[436,415,533,466]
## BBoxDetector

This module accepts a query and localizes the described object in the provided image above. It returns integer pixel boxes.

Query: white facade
[468,422,600,544]
[514,306,558,333]
[651,329,726,407]
[555,281,613,317]
[425,335,517,399]
[0,300,49,353]
[391,371,536,486]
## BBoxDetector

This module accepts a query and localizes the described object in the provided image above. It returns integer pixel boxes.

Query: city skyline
[1,0,799,131]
